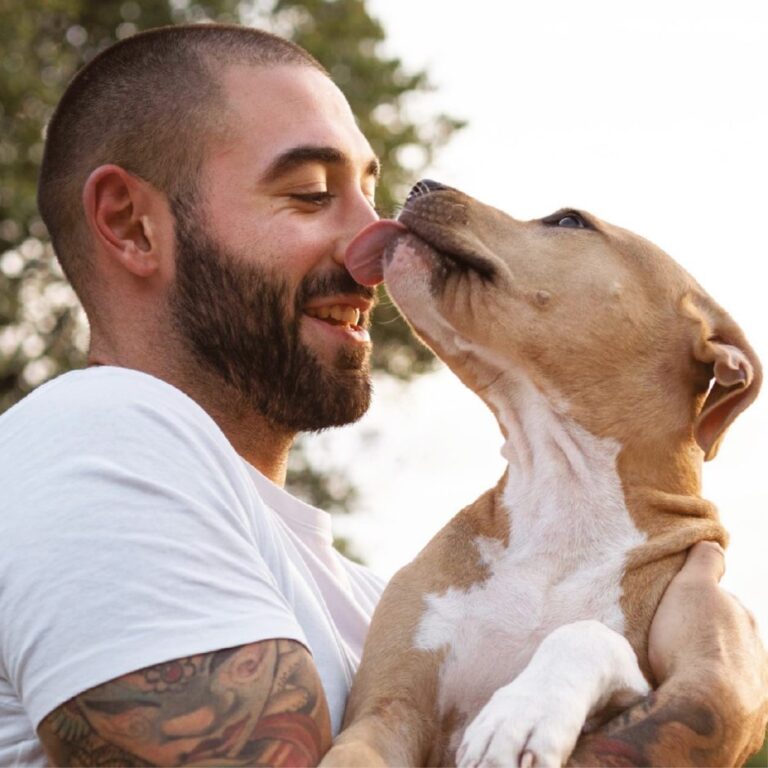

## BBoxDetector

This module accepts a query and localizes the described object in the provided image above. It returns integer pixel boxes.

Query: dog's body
[328,182,760,767]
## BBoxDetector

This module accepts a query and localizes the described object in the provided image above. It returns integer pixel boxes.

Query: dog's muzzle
[406,178,451,204]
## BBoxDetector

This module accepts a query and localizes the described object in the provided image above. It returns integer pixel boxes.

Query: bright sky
[306,0,768,634]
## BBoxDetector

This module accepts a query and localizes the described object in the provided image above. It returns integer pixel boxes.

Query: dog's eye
[542,210,591,230]
[557,215,584,228]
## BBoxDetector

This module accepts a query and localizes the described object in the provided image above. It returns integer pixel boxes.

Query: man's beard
[168,204,375,432]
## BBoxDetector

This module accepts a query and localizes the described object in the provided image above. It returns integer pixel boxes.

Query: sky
[305,0,767,634]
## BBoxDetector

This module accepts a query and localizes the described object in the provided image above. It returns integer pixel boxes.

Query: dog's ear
[683,294,762,461]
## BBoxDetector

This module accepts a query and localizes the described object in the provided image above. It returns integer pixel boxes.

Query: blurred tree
[0,0,463,533]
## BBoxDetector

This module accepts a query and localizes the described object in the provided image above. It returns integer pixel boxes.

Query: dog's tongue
[345,220,408,286]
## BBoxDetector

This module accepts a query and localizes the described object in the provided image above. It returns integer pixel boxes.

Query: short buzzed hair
[37,24,326,309]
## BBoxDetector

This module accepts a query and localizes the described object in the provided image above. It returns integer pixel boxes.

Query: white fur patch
[412,359,647,749]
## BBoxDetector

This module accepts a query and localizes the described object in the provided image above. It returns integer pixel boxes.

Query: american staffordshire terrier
[328,180,761,767]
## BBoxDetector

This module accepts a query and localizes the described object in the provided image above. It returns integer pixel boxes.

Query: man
[0,23,765,768]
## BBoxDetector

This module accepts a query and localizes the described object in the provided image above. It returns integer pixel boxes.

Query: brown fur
[322,189,761,766]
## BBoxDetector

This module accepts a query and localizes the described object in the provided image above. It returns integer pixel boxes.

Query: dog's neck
[444,335,715,540]
[482,370,713,540]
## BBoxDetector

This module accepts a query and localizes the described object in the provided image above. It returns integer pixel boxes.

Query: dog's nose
[406,179,450,203]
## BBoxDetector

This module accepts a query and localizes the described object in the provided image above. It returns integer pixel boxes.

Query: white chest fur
[413,373,647,726]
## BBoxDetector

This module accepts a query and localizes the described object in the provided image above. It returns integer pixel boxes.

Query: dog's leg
[319,564,449,767]
[456,620,650,768]
[320,705,426,767]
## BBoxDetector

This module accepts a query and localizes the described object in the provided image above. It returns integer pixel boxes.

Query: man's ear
[82,164,165,277]
[683,294,762,461]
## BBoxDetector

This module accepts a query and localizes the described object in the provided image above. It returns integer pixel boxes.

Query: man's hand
[649,541,767,696]
[569,542,768,766]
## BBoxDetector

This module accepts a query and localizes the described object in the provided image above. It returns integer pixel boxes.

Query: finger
[682,541,726,583]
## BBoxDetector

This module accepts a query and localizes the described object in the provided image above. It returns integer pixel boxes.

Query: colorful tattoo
[38,640,331,767]
[568,689,728,767]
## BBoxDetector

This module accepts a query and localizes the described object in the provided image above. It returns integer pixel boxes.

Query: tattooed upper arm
[37,639,332,767]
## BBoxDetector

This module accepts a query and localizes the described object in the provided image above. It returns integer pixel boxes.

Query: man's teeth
[305,305,361,326]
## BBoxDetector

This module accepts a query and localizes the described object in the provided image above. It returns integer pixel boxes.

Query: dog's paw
[456,683,585,768]
[455,621,651,767]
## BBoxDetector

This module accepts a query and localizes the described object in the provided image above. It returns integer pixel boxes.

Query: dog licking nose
[345,180,459,287]
[345,219,407,286]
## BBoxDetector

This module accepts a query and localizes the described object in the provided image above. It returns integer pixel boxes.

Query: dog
[326,180,761,767]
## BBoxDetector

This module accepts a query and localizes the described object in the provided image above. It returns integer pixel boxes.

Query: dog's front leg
[319,563,446,767]
[320,701,426,767]
[457,620,650,768]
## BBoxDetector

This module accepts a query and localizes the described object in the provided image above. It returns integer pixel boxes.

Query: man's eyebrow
[261,144,381,183]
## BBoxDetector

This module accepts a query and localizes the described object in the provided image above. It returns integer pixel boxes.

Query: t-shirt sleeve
[0,370,307,730]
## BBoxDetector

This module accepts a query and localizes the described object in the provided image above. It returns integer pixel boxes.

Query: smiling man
[1,26,382,767]
[0,23,765,768]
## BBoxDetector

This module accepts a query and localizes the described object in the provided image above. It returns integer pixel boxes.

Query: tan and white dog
[331,181,761,768]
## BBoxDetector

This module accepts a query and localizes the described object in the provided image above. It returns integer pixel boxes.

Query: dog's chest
[412,414,647,726]
[414,542,634,722]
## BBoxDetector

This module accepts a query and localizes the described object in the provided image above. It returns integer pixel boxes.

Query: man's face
[169,64,380,432]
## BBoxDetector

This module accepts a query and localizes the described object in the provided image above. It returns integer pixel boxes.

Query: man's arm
[569,675,761,767]
[38,639,332,767]
[569,542,768,767]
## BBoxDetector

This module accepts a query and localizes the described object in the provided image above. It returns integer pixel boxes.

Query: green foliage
[0,0,464,516]
[0,0,243,410]
[746,728,768,768]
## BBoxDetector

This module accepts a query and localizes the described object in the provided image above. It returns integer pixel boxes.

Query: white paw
[454,620,651,767]
[456,682,585,768]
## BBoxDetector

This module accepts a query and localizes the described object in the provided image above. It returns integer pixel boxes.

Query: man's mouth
[304,303,362,330]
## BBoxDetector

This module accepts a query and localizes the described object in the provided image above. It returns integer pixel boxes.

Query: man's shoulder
[3,365,196,420]
[1,366,220,443]
[0,366,243,487]
[0,366,261,549]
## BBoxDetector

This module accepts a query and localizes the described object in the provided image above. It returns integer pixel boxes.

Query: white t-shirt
[0,367,385,767]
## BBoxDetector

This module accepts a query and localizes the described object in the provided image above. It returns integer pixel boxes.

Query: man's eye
[290,192,334,206]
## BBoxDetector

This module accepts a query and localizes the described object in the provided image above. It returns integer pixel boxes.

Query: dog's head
[346,181,761,461]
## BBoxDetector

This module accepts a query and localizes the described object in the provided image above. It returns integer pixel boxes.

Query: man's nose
[333,197,379,267]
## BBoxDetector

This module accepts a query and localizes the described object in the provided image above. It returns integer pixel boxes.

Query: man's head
[38,25,380,432]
